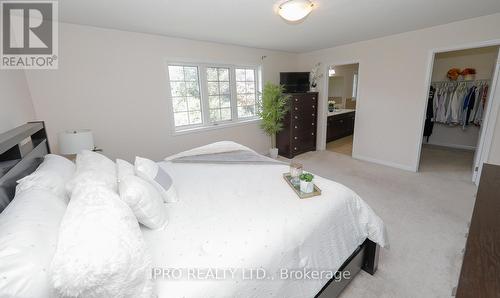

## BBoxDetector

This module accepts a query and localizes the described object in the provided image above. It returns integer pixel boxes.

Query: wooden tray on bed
[283,173,322,199]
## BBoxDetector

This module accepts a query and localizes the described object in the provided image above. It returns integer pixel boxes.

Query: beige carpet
[284,145,476,298]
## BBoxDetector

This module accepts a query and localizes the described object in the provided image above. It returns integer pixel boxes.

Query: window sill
[173,118,261,136]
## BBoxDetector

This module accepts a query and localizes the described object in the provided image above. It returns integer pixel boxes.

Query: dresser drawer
[277,92,318,158]
[291,118,316,131]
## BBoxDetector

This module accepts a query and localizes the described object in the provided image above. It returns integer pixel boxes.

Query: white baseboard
[424,142,476,151]
[352,153,416,172]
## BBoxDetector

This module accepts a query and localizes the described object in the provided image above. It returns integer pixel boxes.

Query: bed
[0,123,387,298]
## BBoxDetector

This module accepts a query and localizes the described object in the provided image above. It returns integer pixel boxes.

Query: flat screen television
[280,72,310,93]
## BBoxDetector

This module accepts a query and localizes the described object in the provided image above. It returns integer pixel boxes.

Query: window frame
[166,61,261,134]
[167,63,204,128]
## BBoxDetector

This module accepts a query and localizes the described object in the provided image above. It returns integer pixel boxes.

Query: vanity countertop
[327,109,356,117]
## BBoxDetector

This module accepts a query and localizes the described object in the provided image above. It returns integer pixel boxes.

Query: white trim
[172,117,260,136]
[352,153,416,172]
[474,57,500,184]
[423,142,476,151]
[415,39,500,174]
[319,60,361,153]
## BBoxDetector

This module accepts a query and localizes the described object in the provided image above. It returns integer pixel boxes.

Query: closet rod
[431,79,490,84]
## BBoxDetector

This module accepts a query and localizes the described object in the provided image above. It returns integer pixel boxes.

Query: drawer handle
[294,126,298,129]
[294,137,298,140]
[312,123,315,126]
[294,116,298,119]
[312,105,315,108]
[295,107,298,111]
[312,113,315,116]
[312,97,316,99]
[295,98,298,102]
[311,132,315,136]
[294,147,298,150]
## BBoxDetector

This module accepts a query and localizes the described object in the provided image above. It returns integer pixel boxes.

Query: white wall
[297,13,500,171]
[25,23,298,161]
[0,70,35,134]
[328,77,344,98]
[424,46,498,150]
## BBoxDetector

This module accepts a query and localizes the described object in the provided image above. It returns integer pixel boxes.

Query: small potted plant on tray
[299,172,314,193]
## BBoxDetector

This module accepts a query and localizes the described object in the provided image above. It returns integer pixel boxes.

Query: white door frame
[473,55,500,184]
[415,39,500,184]
[317,61,361,153]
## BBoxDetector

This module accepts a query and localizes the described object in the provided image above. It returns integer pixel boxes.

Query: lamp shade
[58,129,94,155]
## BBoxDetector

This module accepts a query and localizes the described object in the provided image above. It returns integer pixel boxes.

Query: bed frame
[0,121,50,212]
[0,122,378,297]
[315,238,379,297]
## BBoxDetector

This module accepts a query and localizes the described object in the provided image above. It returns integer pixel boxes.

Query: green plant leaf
[299,173,314,182]
[257,82,290,146]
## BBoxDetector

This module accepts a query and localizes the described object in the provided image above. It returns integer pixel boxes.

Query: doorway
[419,45,500,182]
[325,63,359,156]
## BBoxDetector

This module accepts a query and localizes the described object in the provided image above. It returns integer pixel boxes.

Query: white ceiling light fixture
[278,0,314,22]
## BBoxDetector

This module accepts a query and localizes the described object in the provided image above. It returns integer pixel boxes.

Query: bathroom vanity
[326,109,356,142]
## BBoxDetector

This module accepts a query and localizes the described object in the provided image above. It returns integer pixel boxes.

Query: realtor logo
[1,1,58,69]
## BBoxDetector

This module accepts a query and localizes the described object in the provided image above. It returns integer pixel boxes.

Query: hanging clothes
[461,86,476,129]
[445,86,458,124]
[474,84,489,126]
[424,85,436,141]
[430,80,489,128]
[437,84,451,123]
[469,84,483,123]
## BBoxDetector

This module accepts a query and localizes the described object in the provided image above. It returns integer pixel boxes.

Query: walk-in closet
[420,46,500,180]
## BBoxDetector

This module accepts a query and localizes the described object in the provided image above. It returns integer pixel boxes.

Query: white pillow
[16,154,75,199]
[50,184,153,298]
[116,159,135,182]
[0,189,67,298]
[66,150,117,194]
[135,157,178,203]
[119,175,168,229]
[76,150,115,174]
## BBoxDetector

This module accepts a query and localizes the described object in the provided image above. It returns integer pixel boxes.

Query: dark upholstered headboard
[0,122,50,212]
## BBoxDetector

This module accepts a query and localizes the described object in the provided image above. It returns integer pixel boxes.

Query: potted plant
[328,100,336,112]
[258,82,290,159]
[299,172,314,193]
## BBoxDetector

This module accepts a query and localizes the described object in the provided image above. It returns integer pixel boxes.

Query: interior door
[472,50,500,184]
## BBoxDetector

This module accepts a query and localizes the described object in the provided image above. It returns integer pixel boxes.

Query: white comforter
[142,142,387,298]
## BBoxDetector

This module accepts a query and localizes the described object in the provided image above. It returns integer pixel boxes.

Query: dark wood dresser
[277,92,318,158]
[456,163,500,297]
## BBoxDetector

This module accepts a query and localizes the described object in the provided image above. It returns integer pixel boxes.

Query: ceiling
[58,0,500,53]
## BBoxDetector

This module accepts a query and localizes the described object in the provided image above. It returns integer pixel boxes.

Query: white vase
[269,148,279,159]
[300,180,314,193]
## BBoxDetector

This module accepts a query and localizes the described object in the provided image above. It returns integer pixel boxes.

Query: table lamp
[58,129,95,156]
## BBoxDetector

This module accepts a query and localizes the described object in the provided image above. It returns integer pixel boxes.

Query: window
[167,63,261,131]
[235,68,258,118]
[207,67,231,122]
[168,65,202,127]
[352,73,358,98]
